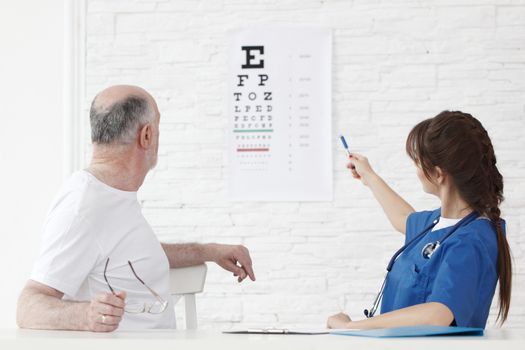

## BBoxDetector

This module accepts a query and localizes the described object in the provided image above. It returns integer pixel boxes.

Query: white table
[1,328,524,350]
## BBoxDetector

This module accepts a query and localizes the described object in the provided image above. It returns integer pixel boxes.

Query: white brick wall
[82,0,525,329]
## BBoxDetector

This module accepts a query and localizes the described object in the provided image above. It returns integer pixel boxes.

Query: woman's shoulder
[407,208,440,227]
[456,216,505,239]
[446,216,503,260]
[405,209,440,241]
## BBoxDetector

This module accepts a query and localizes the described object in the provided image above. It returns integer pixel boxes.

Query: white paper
[227,27,332,201]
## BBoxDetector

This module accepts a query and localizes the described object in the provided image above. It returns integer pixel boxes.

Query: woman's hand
[327,312,353,329]
[347,153,377,186]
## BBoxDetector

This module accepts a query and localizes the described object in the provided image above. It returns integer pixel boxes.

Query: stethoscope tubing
[364,210,480,318]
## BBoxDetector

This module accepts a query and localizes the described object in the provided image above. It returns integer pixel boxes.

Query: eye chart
[227,28,332,201]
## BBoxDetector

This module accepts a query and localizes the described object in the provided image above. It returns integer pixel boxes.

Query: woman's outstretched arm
[348,153,415,234]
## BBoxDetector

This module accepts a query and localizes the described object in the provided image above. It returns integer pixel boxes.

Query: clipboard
[331,326,484,338]
[223,328,330,335]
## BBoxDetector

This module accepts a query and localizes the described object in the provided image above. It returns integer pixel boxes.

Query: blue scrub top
[380,209,502,328]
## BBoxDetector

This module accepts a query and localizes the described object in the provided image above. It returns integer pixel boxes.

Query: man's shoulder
[48,170,92,215]
[46,169,142,232]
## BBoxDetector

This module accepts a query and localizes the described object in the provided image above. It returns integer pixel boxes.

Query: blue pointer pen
[339,135,351,157]
[339,135,356,169]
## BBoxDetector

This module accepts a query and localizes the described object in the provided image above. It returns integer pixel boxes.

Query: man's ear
[138,123,152,149]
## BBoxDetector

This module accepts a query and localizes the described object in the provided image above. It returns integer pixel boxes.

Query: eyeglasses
[103,257,169,314]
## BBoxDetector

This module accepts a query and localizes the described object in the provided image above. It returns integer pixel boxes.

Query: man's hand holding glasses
[87,289,126,332]
[102,258,169,318]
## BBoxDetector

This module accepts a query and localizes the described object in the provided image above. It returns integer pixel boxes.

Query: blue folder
[331,326,484,338]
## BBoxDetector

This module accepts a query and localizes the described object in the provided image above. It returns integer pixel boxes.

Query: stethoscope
[363,210,480,318]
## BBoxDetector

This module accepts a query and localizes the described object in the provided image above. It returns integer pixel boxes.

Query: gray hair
[89,95,154,144]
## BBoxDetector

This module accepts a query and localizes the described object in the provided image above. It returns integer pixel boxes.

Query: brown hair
[405,110,512,324]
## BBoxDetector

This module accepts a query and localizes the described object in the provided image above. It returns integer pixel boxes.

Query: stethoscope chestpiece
[421,241,440,259]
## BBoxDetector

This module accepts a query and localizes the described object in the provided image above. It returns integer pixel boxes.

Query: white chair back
[169,264,207,329]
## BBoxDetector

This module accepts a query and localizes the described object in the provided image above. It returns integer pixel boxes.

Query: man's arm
[17,280,126,332]
[161,243,256,282]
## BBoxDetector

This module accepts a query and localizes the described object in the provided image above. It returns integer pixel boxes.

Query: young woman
[327,111,512,329]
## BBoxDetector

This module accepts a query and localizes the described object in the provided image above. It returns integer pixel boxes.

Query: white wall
[81,0,525,329]
[0,0,65,328]
[1,0,523,331]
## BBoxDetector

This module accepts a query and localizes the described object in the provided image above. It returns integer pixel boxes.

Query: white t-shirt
[431,217,461,232]
[30,170,176,330]
[431,215,490,232]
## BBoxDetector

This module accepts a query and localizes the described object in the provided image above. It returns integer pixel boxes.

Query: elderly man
[16,85,255,332]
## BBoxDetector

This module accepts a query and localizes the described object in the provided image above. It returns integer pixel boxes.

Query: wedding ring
[101,314,106,324]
